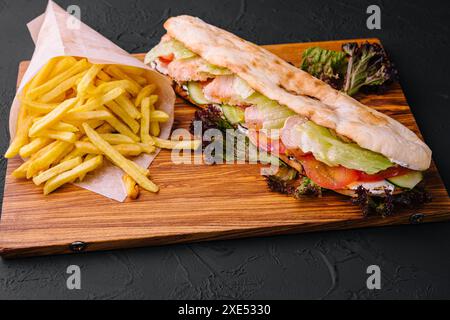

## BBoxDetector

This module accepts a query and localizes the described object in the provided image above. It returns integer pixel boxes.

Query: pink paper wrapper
[9,0,175,202]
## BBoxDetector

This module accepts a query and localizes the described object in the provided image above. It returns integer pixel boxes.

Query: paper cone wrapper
[9,0,175,202]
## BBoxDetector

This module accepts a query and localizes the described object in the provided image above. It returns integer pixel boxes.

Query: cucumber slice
[187,82,211,105]
[387,171,423,189]
[221,105,245,124]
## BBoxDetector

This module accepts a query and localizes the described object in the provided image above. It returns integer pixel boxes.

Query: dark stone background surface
[0,0,449,300]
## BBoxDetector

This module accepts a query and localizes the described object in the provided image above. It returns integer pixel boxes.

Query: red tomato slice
[301,155,360,190]
[358,166,412,182]
[159,53,175,64]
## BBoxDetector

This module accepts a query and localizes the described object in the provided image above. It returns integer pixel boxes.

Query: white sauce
[348,180,395,195]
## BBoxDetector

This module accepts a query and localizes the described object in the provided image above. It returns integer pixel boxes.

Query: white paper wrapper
[9,0,175,202]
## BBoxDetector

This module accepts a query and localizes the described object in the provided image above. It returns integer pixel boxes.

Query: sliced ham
[167,57,213,82]
[203,75,253,106]
[244,106,264,129]
[247,129,286,156]
[203,75,235,104]
[280,116,308,150]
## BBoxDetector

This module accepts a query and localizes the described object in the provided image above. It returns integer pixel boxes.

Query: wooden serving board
[1,39,449,259]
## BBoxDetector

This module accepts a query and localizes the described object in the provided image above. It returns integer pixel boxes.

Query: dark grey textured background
[0,0,449,300]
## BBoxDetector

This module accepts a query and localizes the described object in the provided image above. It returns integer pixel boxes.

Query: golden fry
[28,98,78,137]
[5,110,33,158]
[73,119,105,133]
[44,155,103,195]
[22,98,59,114]
[13,142,56,178]
[12,161,31,179]
[105,100,140,133]
[135,85,157,107]
[62,148,87,162]
[83,123,159,192]
[39,72,85,103]
[104,113,140,142]
[35,130,77,143]
[104,65,142,93]
[119,65,145,76]
[64,110,113,122]
[33,157,83,186]
[90,80,140,96]
[27,59,89,100]
[150,120,160,137]
[140,97,153,145]
[138,143,156,154]
[95,122,115,134]
[78,154,97,182]
[128,160,150,176]
[129,74,147,86]
[99,134,135,145]
[154,137,201,150]
[27,58,58,91]
[77,64,104,96]
[70,87,124,113]
[97,70,112,81]
[95,79,106,87]
[149,102,160,137]
[19,137,52,158]
[151,110,169,123]
[123,174,140,200]
[76,141,143,157]
[47,57,77,80]
[52,122,79,133]
[27,141,72,179]
[116,95,141,119]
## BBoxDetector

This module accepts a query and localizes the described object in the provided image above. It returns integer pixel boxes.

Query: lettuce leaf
[301,47,347,89]
[342,42,398,96]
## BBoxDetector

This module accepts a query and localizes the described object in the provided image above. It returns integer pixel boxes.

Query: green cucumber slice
[187,82,210,105]
[387,171,423,189]
[221,105,245,124]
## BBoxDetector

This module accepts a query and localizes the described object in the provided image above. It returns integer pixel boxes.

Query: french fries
[105,100,140,133]
[6,56,197,199]
[83,123,159,193]
[43,155,104,195]
[27,59,90,100]
[28,98,78,137]
[33,157,83,186]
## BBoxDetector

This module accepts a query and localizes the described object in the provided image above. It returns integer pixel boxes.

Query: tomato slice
[159,53,175,64]
[300,155,360,190]
[358,166,412,182]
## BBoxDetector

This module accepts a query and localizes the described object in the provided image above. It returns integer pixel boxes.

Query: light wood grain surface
[1,39,449,258]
